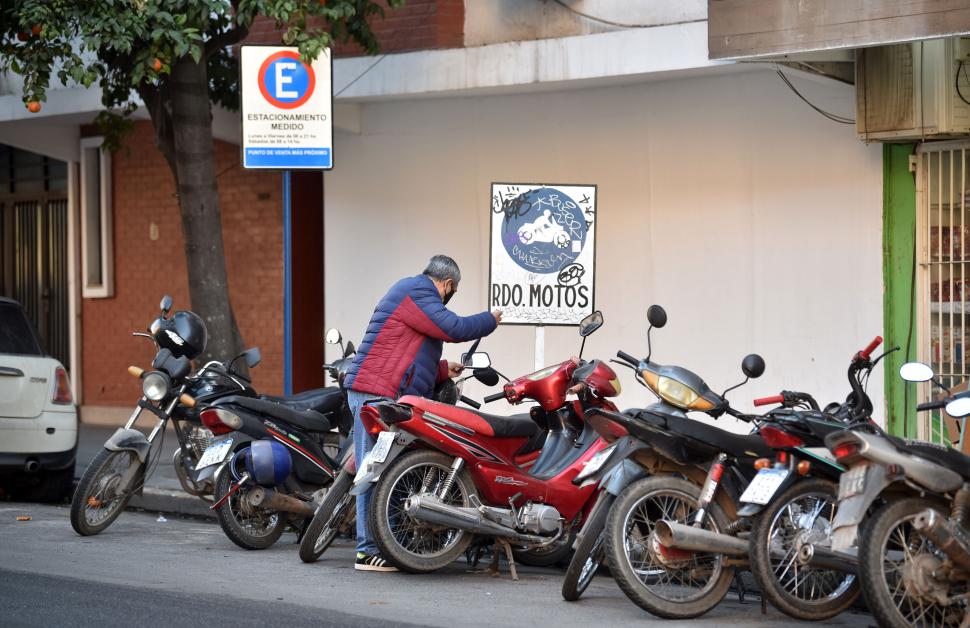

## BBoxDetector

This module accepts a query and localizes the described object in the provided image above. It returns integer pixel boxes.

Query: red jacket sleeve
[436,360,449,383]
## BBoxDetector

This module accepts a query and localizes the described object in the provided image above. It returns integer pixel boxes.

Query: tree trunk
[168,57,245,366]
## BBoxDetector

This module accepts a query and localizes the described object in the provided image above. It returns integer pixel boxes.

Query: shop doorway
[0,145,71,370]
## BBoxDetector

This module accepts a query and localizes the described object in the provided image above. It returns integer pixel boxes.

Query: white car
[0,297,77,501]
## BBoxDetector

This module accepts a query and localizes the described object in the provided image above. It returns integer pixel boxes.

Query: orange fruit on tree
[16,31,29,42]
[26,101,41,113]
[31,24,41,36]
[151,57,162,72]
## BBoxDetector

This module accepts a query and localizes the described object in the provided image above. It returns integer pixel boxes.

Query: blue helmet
[242,440,292,486]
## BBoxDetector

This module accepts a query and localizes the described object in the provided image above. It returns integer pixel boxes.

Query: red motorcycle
[350,311,621,575]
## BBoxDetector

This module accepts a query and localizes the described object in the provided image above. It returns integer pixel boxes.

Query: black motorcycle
[70,295,260,536]
[205,329,361,550]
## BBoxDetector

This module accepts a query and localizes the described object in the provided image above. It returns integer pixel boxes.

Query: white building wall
[324,68,884,431]
[463,0,707,47]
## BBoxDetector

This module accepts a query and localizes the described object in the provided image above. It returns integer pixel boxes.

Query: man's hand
[492,309,503,324]
[448,362,464,378]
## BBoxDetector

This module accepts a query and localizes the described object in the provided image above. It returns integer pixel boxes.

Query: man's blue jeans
[347,389,386,555]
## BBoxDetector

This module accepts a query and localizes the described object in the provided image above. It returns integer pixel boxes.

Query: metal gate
[916,140,970,449]
[0,196,70,369]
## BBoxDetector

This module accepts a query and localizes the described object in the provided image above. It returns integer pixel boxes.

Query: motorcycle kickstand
[488,539,519,581]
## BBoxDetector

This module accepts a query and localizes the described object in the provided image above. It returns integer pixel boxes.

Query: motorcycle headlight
[142,371,170,401]
[657,376,699,408]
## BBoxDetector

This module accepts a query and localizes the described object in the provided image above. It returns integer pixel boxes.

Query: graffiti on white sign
[489,183,597,325]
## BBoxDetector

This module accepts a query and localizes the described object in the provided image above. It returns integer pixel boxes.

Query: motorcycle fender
[349,432,416,496]
[830,464,892,551]
[104,428,151,464]
[603,458,648,496]
[575,435,649,488]
[210,433,254,487]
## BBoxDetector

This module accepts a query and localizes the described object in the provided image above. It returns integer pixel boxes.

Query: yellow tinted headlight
[657,376,699,408]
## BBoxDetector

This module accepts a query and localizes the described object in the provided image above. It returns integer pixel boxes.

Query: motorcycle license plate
[838,463,870,500]
[195,438,233,470]
[369,431,395,464]
[740,468,789,505]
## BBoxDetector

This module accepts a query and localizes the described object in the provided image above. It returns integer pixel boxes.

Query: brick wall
[81,121,284,405]
[245,0,464,55]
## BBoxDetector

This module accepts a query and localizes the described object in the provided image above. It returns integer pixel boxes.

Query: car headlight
[142,371,170,401]
[657,376,699,408]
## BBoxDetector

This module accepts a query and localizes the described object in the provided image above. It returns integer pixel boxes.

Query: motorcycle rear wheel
[749,478,859,620]
[369,450,476,573]
[299,467,354,563]
[70,449,142,536]
[213,466,285,550]
[859,498,959,628]
[562,493,614,601]
[605,476,733,619]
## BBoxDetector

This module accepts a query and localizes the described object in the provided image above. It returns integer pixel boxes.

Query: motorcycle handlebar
[616,351,640,367]
[753,394,785,407]
[459,395,481,410]
[483,391,507,404]
[858,336,883,360]
[916,399,946,411]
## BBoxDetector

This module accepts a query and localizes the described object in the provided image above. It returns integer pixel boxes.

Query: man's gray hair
[423,255,461,283]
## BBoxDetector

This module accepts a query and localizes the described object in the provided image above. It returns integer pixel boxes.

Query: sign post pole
[534,325,545,371]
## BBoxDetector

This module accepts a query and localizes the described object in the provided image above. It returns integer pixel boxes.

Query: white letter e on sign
[275,62,298,98]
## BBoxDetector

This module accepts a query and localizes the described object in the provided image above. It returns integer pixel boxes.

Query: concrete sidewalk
[77,423,216,519]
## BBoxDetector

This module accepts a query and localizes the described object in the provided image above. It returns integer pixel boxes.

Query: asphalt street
[0,503,876,628]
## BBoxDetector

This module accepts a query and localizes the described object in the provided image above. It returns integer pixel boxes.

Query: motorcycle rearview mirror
[473,367,500,387]
[645,304,667,363]
[159,295,173,317]
[742,354,765,379]
[461,351,491,370]
[721,353,766,399]
[577,310,604,359]
[243,347,261,369]
[945,395,970,418]
[325,327,342,345]
[899,362,935,383]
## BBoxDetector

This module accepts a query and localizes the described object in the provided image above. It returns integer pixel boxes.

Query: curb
[128,488,216,519]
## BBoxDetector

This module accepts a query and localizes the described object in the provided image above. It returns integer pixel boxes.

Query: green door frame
[883,143,918,437]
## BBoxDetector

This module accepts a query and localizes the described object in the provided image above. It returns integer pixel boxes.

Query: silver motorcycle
[824,361,969,628]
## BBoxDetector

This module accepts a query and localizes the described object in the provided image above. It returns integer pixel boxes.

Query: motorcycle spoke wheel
[877,512,962,626]
[767,492,855,603]
[386,461,466,558]
[622,492,723,603]
[83,451,137,527]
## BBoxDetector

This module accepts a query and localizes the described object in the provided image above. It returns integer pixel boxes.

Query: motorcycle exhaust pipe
[403,495,543,545]
[794,543,858,574]
[653,520,749,556]
[246,486,315,516]
[912,508,970,572]
[23,459,40,474]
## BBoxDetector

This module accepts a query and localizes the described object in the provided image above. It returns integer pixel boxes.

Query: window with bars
[917,141,970,449]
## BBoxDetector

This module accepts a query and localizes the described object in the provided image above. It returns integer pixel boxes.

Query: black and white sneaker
[355,552,398,572]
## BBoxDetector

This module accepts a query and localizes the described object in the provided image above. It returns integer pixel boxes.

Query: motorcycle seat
[221,396,333,433]
[667,416,772,459]
[262,386,343,416]
[886,434,970,479]
[447,407,538,438]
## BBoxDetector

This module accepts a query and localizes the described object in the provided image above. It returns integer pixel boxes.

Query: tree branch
[204,23,249,59]
[137,81,178,181]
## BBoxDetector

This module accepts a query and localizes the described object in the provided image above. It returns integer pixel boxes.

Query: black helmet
[433,378,458,405]
[151,310,207,360]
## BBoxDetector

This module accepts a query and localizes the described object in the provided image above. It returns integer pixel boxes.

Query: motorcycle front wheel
[749,478,859,620]
[369,450,476,573]
[859,498,961,628]
[605,476,734,619]
[299,467,355,563]
[70,449,142,536]
[562,493,614,601]
[213,465,285,550]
